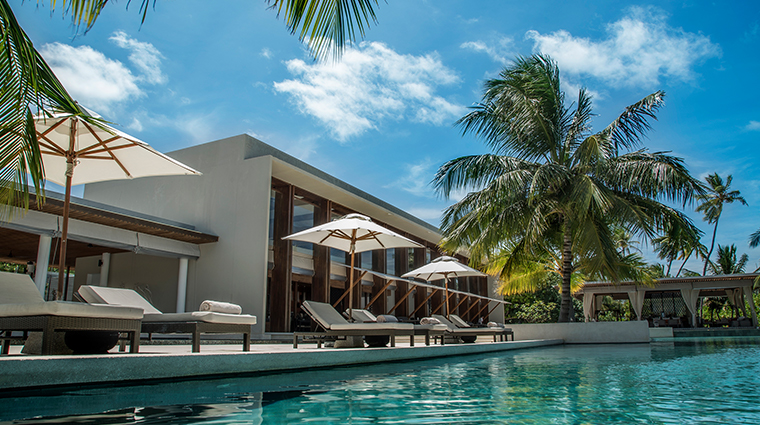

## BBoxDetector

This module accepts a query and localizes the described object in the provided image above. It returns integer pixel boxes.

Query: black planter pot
[64,331,119,354]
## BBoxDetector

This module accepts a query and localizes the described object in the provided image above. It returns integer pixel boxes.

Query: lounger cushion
[349,309,377,323]
[143,312,257,325]
[304,301,413,331]
[78,285,162,314]
[330,322,413,331]
[1,272,45,304]
[0,301,143,319]
[449,314,471,328]
[79,285,257,325]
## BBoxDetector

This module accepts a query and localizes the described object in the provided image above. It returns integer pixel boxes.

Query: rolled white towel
[199,300,242,314]
[420,317,441,325]
[487,321,501,328]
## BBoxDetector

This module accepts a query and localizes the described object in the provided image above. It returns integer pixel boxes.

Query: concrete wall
[84,137,273,335]
[509,321,650,343]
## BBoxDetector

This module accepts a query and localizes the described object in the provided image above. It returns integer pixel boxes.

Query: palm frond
[597,91,664,153]
[0,0,87,218]
[267,0,380,61]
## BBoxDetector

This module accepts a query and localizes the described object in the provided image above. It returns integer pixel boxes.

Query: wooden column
[371,249,388,315]
[312,199,331,303]
[394,248,409,318]
[429,251,443,318]
[412,248,427,319]
[270,184,294,332]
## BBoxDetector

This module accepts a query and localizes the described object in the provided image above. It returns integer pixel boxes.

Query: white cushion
[330,322,413,331]
[0,272,44,304]
[144,312,257,325]
[78,285,162,314]
[449,314,471,328]
[349,309,377,322]
[0,301,143,319]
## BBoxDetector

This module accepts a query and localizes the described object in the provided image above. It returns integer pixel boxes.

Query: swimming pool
[2,338,759,424]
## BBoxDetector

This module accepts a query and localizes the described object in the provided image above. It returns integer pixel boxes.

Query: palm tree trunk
[666,258,673,277]
[676,251,692,277]
[559,219,573,322]
[703,216,720,275]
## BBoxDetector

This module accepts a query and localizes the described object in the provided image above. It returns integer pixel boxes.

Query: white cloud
[39,42,142,113]
[274,42,464,142]
[109,31,166,85]
[526,6,720,87]
[261,48,273,59]
[746,121,760,131]
[385,158,437,197]
[460,36,514,64]
[406,207,443,221]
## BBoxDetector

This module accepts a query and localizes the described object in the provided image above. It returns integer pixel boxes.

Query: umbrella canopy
[34,112,201,299]
[402,256,487,318]
[283,213,422,319]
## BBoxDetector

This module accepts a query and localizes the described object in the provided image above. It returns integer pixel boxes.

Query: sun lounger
[77,285,256,353]
[0,272,143,355]
[348,309,448,346]
[432,315,514,343]
[294,301,415,348]
[449,314,514,341]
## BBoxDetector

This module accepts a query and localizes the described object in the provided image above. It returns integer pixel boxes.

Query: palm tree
[708,244,749,275]
[433,54,703,322]
[750,227,760,249]
[696,173,747,275]
[1,0,380,217]
[652,221,704,276]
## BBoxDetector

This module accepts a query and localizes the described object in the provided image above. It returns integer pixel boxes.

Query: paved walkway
[0,338,562,391]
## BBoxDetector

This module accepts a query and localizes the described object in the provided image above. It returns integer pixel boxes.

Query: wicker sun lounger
[448,314,514,341]
[294,301,415,348]
[77,285,257,353]
[432,314,514,343]
[0,272,143,355]
[348,309,448,346]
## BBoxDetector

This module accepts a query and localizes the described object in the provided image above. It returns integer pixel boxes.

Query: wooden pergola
[576,274,759,327]
[331,264,507,323]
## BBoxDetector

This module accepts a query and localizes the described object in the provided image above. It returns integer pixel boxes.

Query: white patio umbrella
[283,213,422,320]
[34,112,201,298]
[402,256,486,319]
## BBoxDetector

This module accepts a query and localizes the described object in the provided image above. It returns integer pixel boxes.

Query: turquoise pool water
[2,339,759,424]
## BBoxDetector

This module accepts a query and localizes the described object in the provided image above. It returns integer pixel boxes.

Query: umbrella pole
[348,249,355,322]
[445,276,450,319]
[56,120,76,300]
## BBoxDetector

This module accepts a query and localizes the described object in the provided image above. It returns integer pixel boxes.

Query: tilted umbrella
[34,112,201,299]
[402,256,486,319]
[283,213,422,320]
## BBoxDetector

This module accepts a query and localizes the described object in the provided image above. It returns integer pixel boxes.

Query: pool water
[2,339,759,424]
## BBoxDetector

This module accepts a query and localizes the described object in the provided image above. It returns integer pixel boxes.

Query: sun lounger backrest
[302,300,347,330]
[0,271,44,304]
[431,314,457,330]
[78,285,162,314]
[349,309,377,322]
[449,314,471,328]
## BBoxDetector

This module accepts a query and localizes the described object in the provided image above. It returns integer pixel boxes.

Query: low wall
[509,321,650,343]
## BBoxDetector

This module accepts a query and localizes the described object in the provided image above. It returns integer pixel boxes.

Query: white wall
[508,321,650,343]
[84,136,272,335]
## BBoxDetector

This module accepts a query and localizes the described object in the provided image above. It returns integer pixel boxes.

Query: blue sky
[15,1,760,272]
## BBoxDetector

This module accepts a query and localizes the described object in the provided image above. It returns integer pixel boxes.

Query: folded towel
[376,315,398,323]
[487,321,501,328]
[420,317,441,325]
[199,300,242,314]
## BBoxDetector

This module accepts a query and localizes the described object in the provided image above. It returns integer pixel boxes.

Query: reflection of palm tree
[433,54,703,322]
[0,0,380,216]
[696,174,747,275]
